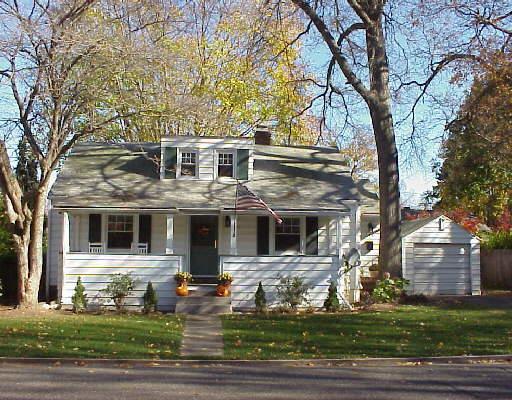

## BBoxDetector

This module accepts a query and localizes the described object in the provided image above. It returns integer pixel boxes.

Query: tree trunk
[366,15,402,277]
[15,189,47,308]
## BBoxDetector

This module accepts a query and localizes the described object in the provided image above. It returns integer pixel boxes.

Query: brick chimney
[254,124,271,145]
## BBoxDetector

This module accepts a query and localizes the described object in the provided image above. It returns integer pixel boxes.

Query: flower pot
[176,282,189,296]
[216,283,231,297]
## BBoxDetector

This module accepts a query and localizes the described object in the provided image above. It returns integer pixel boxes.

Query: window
[107,215,133,249]
[180,151,197,177]
[275,217,301,254]
[218,152,234,178]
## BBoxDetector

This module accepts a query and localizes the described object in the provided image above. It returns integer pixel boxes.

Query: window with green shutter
[237,149,249,180]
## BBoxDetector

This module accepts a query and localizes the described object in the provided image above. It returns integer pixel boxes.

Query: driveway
[0,361,511,399]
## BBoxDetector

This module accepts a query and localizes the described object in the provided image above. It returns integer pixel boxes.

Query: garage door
[412,244,471,295]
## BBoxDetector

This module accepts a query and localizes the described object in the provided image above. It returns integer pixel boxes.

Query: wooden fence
[481,249,512,290]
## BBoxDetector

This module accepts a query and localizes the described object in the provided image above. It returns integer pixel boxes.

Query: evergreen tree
[254,281,267,313]
[143,281,158,313]
[71,277,87,313]
[324,281,340,312]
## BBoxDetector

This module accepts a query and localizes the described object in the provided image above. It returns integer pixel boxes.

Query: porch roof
[49,142,378,211]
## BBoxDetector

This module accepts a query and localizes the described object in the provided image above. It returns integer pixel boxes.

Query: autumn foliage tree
[92,0,313,144]
[0,0,136,307]
[437,55,512,227]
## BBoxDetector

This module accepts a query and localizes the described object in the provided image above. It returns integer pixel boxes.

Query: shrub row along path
[180,315,224,358]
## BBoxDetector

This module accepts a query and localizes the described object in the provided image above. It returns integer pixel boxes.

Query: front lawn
[222,305,512,359]
[0,312,184,359]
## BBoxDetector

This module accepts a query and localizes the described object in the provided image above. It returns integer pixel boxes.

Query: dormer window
[218,152,234,178]
[180,151,197,177]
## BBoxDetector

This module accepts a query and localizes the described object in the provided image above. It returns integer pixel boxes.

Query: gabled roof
[49,142,379,211]
[401,216,438,237]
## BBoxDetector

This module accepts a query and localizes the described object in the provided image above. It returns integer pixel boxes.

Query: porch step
[188,284,217,297]
[175,296,231,315]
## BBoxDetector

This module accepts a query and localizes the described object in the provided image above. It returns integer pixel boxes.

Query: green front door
[190,215,219,276]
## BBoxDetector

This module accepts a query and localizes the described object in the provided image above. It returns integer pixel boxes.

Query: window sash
[217,152,234,178]
[107,215,133,249]
[276,218,301,234]
[275,217,301,254]
[180,151,197,177]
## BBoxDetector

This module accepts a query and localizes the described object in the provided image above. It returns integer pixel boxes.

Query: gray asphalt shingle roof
[400,216,438,237]
[49,142,379,211]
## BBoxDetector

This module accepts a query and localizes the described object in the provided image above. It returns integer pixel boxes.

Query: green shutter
[139,215,152,253]
[88,214,102,243]
[164,147,177,179]
[305,217,319,255]
[257,216,270,255]
[237,149,249,180]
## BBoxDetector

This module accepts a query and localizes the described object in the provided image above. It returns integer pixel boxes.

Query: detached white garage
[402,215,481,296]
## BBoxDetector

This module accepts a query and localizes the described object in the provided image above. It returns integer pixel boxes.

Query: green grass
[222,305,512,359]
[0,313,184,359]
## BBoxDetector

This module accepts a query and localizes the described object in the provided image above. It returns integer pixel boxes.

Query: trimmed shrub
[102,273,136,311]
[254,281,267,313]
[481,230,512,250]
[323,281,340,312]
[71,277,87,313]
[276,276,310,310]
[372,277,409,303]
[143,281,158,313]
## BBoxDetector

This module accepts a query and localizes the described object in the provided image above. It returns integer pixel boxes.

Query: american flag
[235,183,282,224]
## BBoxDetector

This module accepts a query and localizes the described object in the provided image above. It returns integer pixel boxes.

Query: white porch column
[350,205,362,303]
[165,214,174,254]
[59,211,70,302]
[230,214,237,255]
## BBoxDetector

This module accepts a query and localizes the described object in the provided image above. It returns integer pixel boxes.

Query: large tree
[91,0,314,144]
[278,0,511,276]
[0,0,136,307]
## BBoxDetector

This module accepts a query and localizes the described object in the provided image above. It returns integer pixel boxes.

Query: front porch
[50,207,362,310]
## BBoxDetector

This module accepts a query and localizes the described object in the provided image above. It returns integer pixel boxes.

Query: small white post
[350,205,361,303]
[60,211,70,303]
[230,214,237,255]
[166,214,174,254]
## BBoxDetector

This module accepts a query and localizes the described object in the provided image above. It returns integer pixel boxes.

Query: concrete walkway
[180,315,224,358]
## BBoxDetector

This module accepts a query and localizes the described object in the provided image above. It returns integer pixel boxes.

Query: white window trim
[177,148,199,179]
[214,149,236,180]
[273,216,305,255]
[104,214,139,253]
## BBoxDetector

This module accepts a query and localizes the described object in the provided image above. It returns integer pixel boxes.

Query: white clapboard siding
[360,231,380,276]
[317,217,330,255]
[403,216,479,295]
[221,255,339,309]
[62,253,182,310]
[47,208,63,287]
[236,216,257,255]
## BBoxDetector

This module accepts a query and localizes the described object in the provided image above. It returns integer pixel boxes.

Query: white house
[47,129,383,310]
[46,129,480,311]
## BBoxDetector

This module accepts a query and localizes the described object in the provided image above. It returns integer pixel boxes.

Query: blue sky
[300,26,469,208]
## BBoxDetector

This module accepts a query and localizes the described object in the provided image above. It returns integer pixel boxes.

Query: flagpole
[233,179,238,238]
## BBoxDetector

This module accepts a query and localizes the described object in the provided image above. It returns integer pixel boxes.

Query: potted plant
[216,272,233,297]
[174,272,192,296]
